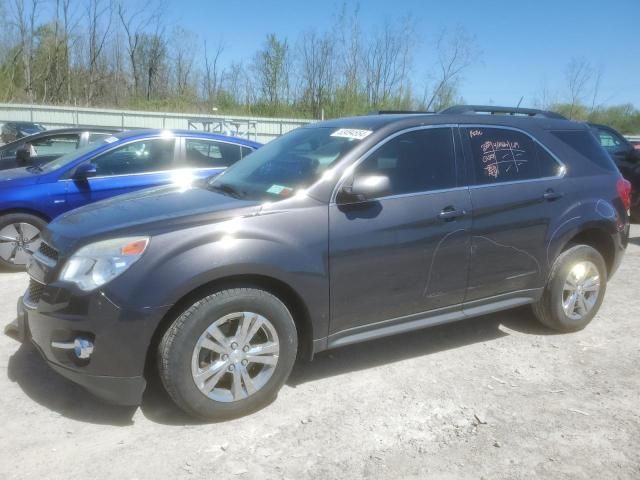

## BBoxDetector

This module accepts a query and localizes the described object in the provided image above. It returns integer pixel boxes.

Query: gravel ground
[1,225,639,480]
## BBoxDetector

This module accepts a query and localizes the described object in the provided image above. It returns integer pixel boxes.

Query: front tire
[532,245,607,332]
[158,288,298,420]
[0,213,46,271]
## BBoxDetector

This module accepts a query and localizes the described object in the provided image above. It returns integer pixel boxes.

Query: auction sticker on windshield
[330,129,373,140]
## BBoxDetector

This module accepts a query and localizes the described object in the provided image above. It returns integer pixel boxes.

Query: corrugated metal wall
[0,103,316,143]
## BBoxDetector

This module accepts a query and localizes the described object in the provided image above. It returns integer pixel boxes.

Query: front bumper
[20,280,171,406]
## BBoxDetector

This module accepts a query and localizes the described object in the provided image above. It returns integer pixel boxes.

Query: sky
[166,0,640,109]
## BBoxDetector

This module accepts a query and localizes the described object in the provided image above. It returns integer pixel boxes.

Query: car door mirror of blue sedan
[74,163,98,179]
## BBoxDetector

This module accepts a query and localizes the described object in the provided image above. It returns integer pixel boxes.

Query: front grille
[26,279,45,306]
[38,242,59,262]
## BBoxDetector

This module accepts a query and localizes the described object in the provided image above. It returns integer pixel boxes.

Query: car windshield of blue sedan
[38,139,111,173]
[208,127,367,200]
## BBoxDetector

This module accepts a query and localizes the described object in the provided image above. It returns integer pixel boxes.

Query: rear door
[64,137,178,209]
[461,126,565,302]
[329,126,472,336]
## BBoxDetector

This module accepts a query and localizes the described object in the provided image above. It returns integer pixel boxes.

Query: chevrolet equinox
[13,106,630,419]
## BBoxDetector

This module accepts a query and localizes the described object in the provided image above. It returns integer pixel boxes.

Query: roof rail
[440,105,566,120]
[369,110,434,115]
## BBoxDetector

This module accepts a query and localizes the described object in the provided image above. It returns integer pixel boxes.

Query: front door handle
[438,207,466,221]
[543,189,563,201]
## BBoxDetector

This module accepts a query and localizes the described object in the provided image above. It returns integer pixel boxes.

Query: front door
[329,127,472,336]
[64,137,177,209]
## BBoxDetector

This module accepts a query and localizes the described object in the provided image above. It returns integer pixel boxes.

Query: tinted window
[356,128,456,195]
[185,139,242,168]
[536,145,562,177]
[87,132,113,144]
[551,130,617,171]
[29,134,80,156]
[593,127,628,153]
[241,146,254,159]
[464,127,540,183]
[92,138,175,176]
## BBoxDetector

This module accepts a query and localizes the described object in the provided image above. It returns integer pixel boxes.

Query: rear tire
[0,213,46,271]
[532,245,607,332]
[158,288,298,420]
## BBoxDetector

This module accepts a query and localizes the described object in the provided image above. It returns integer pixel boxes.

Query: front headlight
[60,237,149,291]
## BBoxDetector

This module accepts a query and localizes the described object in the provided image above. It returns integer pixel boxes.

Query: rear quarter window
[551,130,617,172]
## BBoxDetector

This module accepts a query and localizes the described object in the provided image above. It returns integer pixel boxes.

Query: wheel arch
[561,227,616,275]
[0,208,51,223]
[144,273,315,377]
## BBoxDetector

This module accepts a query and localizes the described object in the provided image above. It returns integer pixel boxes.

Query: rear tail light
[617,178,632,211]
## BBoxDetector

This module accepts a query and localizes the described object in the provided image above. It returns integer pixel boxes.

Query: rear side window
[356,127,457,195]
[185,139,243,168]
[551,130,617,171]
[464,128,539,183]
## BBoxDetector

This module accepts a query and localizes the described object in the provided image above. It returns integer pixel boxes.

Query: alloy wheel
[562,261,600,321]
[191,311,280,402]
[0,222,42,266]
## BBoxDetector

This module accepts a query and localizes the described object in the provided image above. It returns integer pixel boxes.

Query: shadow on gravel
[7,342,137,426]
[288,306,549,386]
[6,306,551,426]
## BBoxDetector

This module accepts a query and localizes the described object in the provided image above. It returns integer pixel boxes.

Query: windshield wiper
[209,182,245,199]
[26,165,43,173]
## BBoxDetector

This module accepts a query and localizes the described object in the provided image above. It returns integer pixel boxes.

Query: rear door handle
[543,189,563,201]
[438,208,466,221]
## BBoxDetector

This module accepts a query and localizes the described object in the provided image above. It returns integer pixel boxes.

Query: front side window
[185,139,244,168]
[91,138,175,176]
[208,126,365,201]
[355,128,457,196]
[29,134,80,156]
[464,127,548,183]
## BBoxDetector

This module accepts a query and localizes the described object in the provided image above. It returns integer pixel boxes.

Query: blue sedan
[0,129,261,269]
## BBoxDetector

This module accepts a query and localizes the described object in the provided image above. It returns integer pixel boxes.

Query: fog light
[74,338,94,359]
[51,337,94,359]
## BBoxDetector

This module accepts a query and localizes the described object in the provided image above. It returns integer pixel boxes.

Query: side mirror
[16,147,31,164]
[74,163,97,179]
[341,174,391,201]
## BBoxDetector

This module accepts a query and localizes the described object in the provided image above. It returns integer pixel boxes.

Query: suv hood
[46,185,261,252]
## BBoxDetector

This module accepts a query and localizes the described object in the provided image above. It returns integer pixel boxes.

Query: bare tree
[9,0,40,102]
[423,28,477,111]
[170,26,197,97]
[203,39,224,104]
[117,0,161,96]
[334,2,362,98]
[252,33,291,109]
[565,57,593,119]
[589,64,604,113]
[298,29,335,118]
[84,0,114,105]
[363,18,414,107]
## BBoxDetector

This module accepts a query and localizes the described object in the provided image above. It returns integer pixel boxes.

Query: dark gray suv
[14,106,630,419]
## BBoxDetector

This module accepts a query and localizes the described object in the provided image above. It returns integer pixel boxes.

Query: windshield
[208,127,369,201]
[39,138,111,173]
